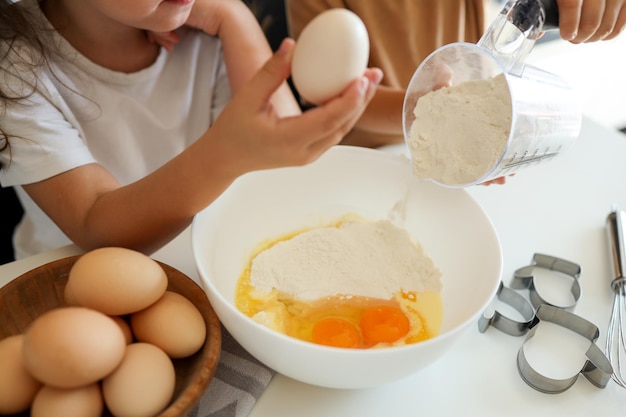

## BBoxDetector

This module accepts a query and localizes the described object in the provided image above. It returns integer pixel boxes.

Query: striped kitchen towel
[187,325,276,417]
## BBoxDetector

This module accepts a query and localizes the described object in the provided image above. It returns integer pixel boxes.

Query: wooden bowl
[0,255,222,417]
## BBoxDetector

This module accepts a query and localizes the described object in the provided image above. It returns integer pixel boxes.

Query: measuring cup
[402,0,582,187]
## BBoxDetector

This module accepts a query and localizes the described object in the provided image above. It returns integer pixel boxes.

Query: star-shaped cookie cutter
[517,304,614,393]
[511,253,582,311]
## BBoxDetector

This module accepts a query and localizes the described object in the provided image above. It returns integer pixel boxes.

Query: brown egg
[64,280,80,306]
[30,383,103,417]
[102,343,175,417]
[131,291,207,358]
[22,307,126,388]
[65,247,168,315]
[110,315,134,345]
[0,334,42,414]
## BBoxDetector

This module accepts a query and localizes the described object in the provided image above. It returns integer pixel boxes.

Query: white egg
[291,9,369,105]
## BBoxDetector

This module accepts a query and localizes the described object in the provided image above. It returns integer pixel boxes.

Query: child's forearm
[189,0,301,116]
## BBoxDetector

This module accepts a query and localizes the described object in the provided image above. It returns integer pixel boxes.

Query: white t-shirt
[0,0,231,259]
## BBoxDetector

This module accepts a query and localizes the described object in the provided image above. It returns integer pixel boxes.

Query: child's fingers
[146,30,181,51]
[284,69,382,141]
[281,69,382,162]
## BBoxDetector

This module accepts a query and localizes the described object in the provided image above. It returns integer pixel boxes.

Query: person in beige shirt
[286,0,626,148]
[286,0,488,148]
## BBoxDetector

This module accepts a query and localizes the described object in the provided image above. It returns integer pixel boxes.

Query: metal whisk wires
[606,276,626,388]
[605,207,626,388]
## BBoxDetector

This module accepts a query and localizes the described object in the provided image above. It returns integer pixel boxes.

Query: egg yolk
[310,305,412,348]
[360,305,410,344]
[312,317,361,348]
[236,284,442,349]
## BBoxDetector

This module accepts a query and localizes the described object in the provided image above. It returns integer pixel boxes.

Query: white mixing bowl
[192,145,502,389]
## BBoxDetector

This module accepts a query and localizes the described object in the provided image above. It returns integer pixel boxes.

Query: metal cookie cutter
[478,281,537,336]
[517,304,614,394]
[512,253,582,311]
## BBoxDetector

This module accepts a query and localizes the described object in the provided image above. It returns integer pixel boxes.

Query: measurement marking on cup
[502,152,559,169]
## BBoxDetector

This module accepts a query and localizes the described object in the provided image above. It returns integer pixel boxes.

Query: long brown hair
[0,0,49,167]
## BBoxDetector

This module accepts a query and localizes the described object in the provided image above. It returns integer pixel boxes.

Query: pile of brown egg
[0,247,207,417]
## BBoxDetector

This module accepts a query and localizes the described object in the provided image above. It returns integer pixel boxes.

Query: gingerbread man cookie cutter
[478,281,537,336]
[478,254,612,393]
[478,254,581,336]
[517,304,613,393]
[511,253,582,311]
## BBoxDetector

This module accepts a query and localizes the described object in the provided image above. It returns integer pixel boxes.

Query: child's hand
[205,39,382,174]
[557,0,626,42]
[145,0,236,51]
[146,30,180,51]
[183,0,238,36]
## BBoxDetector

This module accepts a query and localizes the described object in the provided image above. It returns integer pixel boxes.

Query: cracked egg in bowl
[192,145,502,389]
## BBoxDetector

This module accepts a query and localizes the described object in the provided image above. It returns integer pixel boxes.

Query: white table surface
[2,116,626,415]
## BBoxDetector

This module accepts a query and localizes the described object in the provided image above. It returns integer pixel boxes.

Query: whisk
[605,206,626,388]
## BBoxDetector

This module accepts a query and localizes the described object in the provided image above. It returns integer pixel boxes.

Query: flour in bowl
[248,219,442,300]
[407,73,512,186]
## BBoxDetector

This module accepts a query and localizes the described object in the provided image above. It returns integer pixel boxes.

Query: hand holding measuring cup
[402,0,582,188]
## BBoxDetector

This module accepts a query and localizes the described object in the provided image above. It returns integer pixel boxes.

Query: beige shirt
[286,0,487,147]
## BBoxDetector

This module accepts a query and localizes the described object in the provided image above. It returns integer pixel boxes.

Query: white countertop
[2,116,626,415]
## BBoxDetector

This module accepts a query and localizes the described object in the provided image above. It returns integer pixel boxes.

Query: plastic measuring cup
[402,0,582,187]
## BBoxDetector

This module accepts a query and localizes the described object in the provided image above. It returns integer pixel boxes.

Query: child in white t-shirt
[0,0,382,259]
